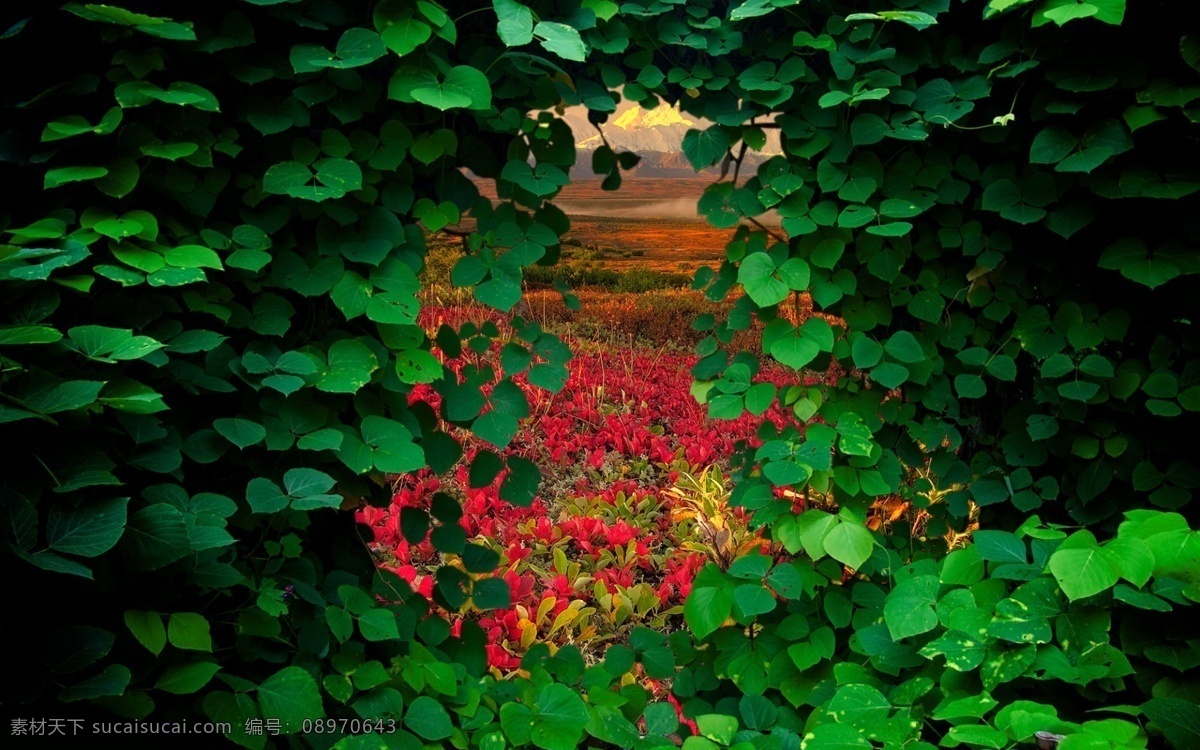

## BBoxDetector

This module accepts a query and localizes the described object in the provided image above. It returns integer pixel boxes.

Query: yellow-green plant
[666,465,767,568]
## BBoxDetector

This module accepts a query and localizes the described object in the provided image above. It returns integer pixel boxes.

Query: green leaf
[124,610,166,655]
[1049,543,1122,600]
[778,509,838,557]
[0,325,63,346]
[739,253,788,307]
[744,382,776,415]
[318,340,379,393]
[47,497,128,558]
[55,667,129,700]
[884,331,925,363]
[358,609,400,641]
[973,530,1026,563]
[1142,698,1200,750]
[956,373,987,399]
[65,4,197,38]
[838,204,877,228]
[16,380,105,417]
[473,409,519,448]
[533,683,591,750]
[473,578,511,610]
[14,549,93,579]
[411,66,493,111]
[40,626,112,675]
[779,257,811,291]
[259,667,324,727]
[920,631,988,672]
[641,647,676,679]
[69,325,162,361]
[1106,537,1155,587]
[823,521,874,570]
[494,0,534,45]
[682,127,730,171]
[168,612,213,652]
[806,724,873,744]
[733,583,776,618]
[0,492,36,552]
[213,418,266,449]
[851,336,883,368]
[156,661,220,694]
[908,290,944,321]
[582,0,618,20]
[685,565,733,639]
[147,267,205,287]
[45,165,108,188]
[884,575,939,640]
[141,142,198,160]
[315,158,362,193]
[94,217,144,240]
[285,468,341,510]
[696,714,738,745]
[463,542,500,573]
[738,694,777,730]
[335,27,386,65]
[246,478,289,514]
[1030,127,1077,164]
[382,18,432,55]
[500,161,569,197]
[534,21,585,61]
[263,161,311,195]
[527,363,568,393]
[115,80,219,111]
[766,562,807,599]
[123,504,191,570]
[500,456,540,506]
[60,664,131,702]
[164,245,221,270]
[644,703,679,736]
[96,158,139,198]
[877,9,938,28]
[770,327,820,370]
[1099,239,1181,289]
[698,183,740,227]
[827,684,891,733]
[941,547,985,585]
[360,416,424,473]
[837,418,874,457]
[851,113,890,145]
[406,695,454,740]
[1041,0,1099,25]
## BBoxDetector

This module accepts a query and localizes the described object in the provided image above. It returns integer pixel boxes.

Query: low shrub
[358,336,812,670]
[614,267,692,293]
[525,262,620,289]
[525,262,690,293]
[562,245,605,261]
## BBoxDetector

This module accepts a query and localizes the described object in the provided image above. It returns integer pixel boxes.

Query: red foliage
[357,303,830,669]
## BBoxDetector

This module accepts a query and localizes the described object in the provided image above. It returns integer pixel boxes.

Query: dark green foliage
[674,0,1200,747]
[2,1,1199,749]
[0,0,586,741]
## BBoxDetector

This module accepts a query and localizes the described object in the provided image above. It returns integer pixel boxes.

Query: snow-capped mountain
[565,103,778,177]
[573,105,697,153]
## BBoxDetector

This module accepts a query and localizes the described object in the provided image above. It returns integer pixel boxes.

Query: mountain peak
[612,105,695,131]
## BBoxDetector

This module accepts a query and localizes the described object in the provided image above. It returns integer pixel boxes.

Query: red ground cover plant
[357,303,830,673]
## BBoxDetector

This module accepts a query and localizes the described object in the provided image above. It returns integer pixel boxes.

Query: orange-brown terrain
[474,176,735,273]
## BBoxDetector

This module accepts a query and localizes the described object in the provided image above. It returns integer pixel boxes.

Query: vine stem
[748,216,789,245]
[453,6,495,24]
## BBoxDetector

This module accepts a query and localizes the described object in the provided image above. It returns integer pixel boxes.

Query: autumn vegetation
[2,2,1199,750]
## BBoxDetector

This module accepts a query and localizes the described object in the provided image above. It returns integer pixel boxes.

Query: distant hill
[563,104,779,178]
